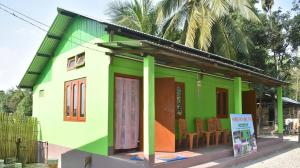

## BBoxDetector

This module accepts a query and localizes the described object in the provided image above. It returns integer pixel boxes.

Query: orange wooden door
[242,90,257,138]
[155,78,176,152]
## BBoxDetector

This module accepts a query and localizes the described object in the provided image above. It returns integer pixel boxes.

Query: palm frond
[196,3,214,50]
[227,0,260,22]
[212,21,234,58]
[203,0,229,18]
[159,6,186,39]
[107,0,159,34]
[157,0,185,18]
[212,16,254,59]
[185,3,199,47]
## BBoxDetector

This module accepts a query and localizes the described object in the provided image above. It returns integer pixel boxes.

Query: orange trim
[64,81,72,121]
[78,78,86,121]
[64,77,86,122]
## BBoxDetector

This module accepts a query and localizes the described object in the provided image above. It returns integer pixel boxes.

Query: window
[67,57,76,70]
[39,90,45,97]
[64,78,86,121]
[80,83,85,117]
[216,88,228,118]
[176,82,185,119]
[66,86,71,117]
[76,53,85,67]
[67,52,85,70]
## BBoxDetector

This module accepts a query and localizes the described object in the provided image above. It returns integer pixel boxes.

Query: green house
[19,8,287,168]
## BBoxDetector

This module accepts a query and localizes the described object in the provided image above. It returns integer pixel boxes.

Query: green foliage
[108,0,259,59]
[288,1,300,51]
[261,0,274,14]
[107,0,159,35]
[0,88,32,116]
[157,0,259,58]
[0,91,5,112]
[107,0,300,99]
[239,4,300,98]
[16,92,32,116]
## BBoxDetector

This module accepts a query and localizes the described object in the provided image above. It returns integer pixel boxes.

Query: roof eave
[19,8,75,88]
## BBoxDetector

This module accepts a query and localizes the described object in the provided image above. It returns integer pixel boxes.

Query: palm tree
[210,15,254,59]
[108,0,259,59]
[157,0,259,58]
[107,0,159,35]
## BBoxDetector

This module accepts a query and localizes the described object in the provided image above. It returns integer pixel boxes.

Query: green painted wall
[277,86,283,134]
[143,56,155,156]
[108,57,249,146]
[33,16,110,156]
[33,16,251,157]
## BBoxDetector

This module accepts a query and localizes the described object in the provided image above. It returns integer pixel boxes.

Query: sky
[0,0,296,91]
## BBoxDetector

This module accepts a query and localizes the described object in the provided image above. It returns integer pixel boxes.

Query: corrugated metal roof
[99,40,288,86]
[283,97,300,105]
[19,7,289,88]
[19,12,73,88]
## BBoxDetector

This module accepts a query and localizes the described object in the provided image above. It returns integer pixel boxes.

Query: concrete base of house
[278,133,284,139]
[61,149,144,168]
[144,154,155,168]
[108,146,114,156]
[201,138,297,168]
[43,138,297,168]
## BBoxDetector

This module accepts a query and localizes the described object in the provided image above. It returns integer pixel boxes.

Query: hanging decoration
[197,73,203,96]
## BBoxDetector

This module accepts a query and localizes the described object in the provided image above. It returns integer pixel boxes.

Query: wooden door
[155,78,176,152]
[242,90,257,138]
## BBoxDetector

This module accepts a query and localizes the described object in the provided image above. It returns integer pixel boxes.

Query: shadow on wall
[61,138,144,168]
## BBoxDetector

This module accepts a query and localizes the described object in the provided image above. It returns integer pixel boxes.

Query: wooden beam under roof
[97,41,289,87]
[36,53,51,58]
[27,71,40,75]
[47,34,61,40]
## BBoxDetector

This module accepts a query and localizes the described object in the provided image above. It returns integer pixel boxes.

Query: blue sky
[0,0,295,90]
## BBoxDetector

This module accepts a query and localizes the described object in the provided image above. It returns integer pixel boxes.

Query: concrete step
[155,138,284,168]
[257,138,282,148]
[191,141,298,168]
[155,146,233,168]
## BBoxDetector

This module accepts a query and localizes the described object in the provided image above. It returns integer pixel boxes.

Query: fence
[0,113,38,163]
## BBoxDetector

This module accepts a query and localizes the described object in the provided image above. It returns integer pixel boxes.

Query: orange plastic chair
[215,118,230,144]
[207,118,221,145]
[178,119,198,150]
[195,118,215,146]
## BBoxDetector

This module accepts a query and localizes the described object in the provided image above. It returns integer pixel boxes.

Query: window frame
[64,78,86,122]
[216,88,229,118]
[67,52,85,71]
[175,82,185,119]
[67,56,76,71]
[76,52,85,67]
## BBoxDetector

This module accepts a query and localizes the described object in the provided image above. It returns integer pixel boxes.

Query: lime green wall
[234,77,242,114]
[277,86,283,134]
[33,16,251,157]
[108,57,249,146]
[33,16,110,156]
[143,56,155,156]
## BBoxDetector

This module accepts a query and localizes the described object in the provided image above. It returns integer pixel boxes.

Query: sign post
[230,114,257,157]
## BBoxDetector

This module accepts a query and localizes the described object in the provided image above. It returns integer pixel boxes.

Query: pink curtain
[115,77,140,149]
